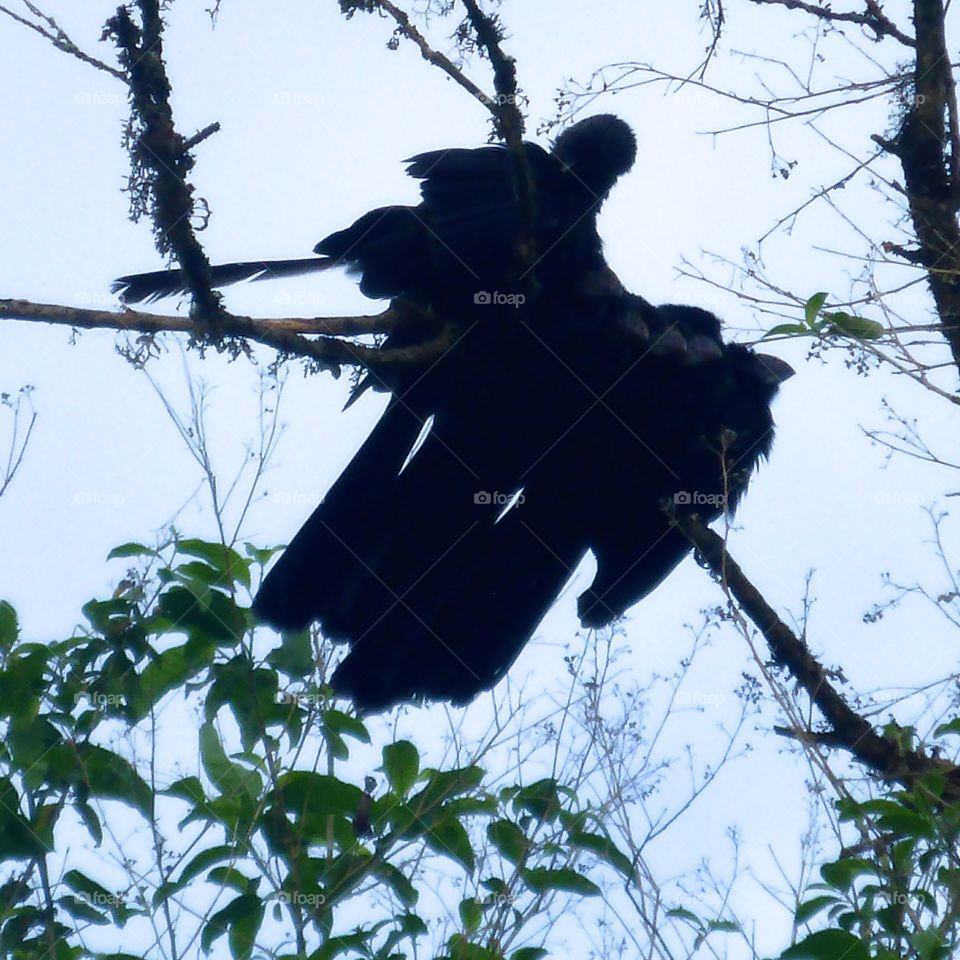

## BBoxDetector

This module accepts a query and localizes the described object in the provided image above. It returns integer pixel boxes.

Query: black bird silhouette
[113,113,638,306]
[113,116,792,711]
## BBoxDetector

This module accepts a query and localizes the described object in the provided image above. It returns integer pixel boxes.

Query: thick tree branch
[674,513,960,797]
[0,298,450,376]
[750,0,960,375]
[104,4,223,324]
[881,0,960,371]
[460,0,538,292]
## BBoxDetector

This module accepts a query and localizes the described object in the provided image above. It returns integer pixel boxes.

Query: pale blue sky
[1,1,957,956]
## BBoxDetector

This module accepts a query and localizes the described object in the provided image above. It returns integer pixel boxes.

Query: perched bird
[112,113,638,308]
[322,303,792,710]
[113,116,793,711]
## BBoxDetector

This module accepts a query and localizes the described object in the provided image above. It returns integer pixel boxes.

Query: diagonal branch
[673,512,960,798]
[0,2,126,78]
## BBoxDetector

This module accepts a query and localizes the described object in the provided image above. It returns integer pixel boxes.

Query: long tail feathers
[112,256,336,304]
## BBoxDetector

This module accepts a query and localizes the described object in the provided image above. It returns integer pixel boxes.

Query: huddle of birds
[115,114,792,712]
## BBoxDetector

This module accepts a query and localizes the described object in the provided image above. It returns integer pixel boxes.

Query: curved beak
[756,354,795,385]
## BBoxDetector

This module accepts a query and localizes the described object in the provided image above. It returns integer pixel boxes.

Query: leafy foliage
[766,291,885,342]
[0,536,632,959]
[777,727,960,960]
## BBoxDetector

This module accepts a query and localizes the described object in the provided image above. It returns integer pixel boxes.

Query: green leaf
[164,776,207,804]
[511,949,548,960]
[73,798,103,846]
[199,723,261,800]
[154,845,243,906]
[74,743,152,818]
[383,740,420,796]
[425,816,475,872]
[274,770,361,819]
[521,867,600,897]
[266,629,313,677]
[666,907,703,926]
[0,648,48,719]
[911,928,946,960]
[63,870,115,904]
[795,895,839,925]
[0,601,19,651]
[411,765,484,815]
[0,778,44,858]
[780,929,870,960]
[323,709,370,744]
[567,829,633,878]
[177,538,251,589]
[58,893,109,925]
[107,541,155,560]
[130,645,198,719]
[765,323,811,338]
[156,585,246,645]
[934,717,960,738]
[804,292,829,326]
[201,893,263,957]
[481,877,508,897]
[820,858,877,891]
[513,778,561,822]
[244,542,282,567]
[208,866,258,894]
[487,820,528,865]
[875,808,935,839]
[824,311,884,341]
[445,935,501,960]
[459,897,482,933]
[371,860,418,908]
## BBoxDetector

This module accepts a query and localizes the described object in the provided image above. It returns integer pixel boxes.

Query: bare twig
[748,0,915,46]
[0,2,126,79]
[0,385,37,500]
[374,0,491,108]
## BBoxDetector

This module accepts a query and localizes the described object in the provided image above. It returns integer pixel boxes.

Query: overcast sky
[1,1,958,957]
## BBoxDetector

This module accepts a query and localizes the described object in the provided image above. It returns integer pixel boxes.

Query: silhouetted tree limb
[872,0,960,371]
[748,0,915,46]
[674,512,960,798]
[0,299,450,376]
[105,3,224,325]
[0,2,125,78]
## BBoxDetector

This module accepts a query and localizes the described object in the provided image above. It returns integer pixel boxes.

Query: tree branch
[0,298,450,376]
[104,4,223,324]
[0,2,126,79]
[748,0,915,46]
[673,512,960,797]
